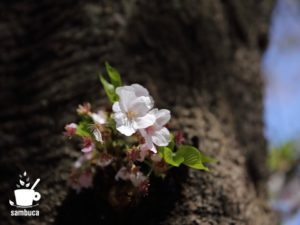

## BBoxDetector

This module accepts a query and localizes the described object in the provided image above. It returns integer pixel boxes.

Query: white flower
[112,84,155,136]
[90,110,107,142]
[140,108,171,153]
[91,110,106,124]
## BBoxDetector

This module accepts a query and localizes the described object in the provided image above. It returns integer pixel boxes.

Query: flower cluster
[64,63,213,204]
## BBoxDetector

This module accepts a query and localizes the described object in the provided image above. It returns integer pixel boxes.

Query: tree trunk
[0,0,275,224]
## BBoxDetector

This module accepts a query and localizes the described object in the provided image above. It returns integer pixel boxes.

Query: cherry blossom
[77,102,91,115]
[140,108,171,153]
[81,137,94,153]
[64,123,77,137]
[64,64,213,199]
[90,110,107,142]
[91,110,106,124]
[112,84,155,136]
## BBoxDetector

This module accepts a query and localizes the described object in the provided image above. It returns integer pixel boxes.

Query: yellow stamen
[127,111,136,120]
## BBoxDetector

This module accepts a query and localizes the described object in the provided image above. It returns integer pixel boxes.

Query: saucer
[11,203,39,208]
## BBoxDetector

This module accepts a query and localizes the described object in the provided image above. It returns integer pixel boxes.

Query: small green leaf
[99,75,118,103]
[76,122,91,137]
[158,147,184,167]
[105,62,122,87]
[177,145,210,171]
[177,146,199,164]
[188,162,209,171]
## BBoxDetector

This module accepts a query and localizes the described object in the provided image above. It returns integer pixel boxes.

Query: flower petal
[117,88,136,112]
[117,84,150,98]
[113,112,136,136]
[93,128,103,142]
[133,113,156,129]
[91,111,106,124]
[129,96,154,117]
[153,109,171,128]
[112,102,121,113]
[81,145,93,153]
[64,123,77,136]
[139,144,150,160]
[117,124,136,136]
[152,127,171,146]
[131,84,150,97]
[116,85,134,95]
[113,111,126,124]
[140,129,156,153]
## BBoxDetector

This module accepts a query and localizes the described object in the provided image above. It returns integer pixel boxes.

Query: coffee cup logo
[9,171,41,208]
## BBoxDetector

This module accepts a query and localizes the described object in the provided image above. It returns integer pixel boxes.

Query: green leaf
[176,145,210,171]
[76,122,91,137]
[158,147,184,167]
[99,75,118,103]
[188,163,209,170]
[198,151,217,163]
[105,62,122,87]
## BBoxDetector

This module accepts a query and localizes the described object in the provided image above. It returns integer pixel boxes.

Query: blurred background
[263,0,300,224]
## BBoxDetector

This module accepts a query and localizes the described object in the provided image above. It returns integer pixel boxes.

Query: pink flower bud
[64,123,77,137]
[81,137,94,153]
[77,102,91,115]
[175,131,184,145]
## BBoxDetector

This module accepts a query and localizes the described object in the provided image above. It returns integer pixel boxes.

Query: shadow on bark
[55,167,188,225]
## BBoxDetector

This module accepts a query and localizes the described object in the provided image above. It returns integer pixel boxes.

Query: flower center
[127,110,136,120]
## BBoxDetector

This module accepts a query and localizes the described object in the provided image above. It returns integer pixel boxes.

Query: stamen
[127,110,136,120]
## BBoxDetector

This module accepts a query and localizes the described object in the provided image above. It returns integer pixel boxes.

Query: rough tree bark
[0,0,275,224]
